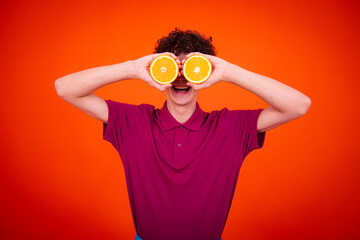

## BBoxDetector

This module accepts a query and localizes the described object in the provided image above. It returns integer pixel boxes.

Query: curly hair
[154,28,217,56]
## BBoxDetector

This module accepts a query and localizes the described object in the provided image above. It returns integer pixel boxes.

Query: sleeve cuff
[103,100,115,143]
[252,108,266,150]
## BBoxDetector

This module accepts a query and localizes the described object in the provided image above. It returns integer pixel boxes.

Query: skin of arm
[185,52,312,133]
[54,53,177,123]
[54,60,135,123]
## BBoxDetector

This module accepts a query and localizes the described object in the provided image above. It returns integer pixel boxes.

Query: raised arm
[185,52,311,132]
[54,53,177,123]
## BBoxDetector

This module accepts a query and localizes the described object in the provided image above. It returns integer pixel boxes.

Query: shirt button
[177,143,182,147]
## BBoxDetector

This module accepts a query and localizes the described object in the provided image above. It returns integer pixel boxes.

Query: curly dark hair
[154,28,217,56]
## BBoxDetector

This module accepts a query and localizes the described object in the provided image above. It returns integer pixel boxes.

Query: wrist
[110,61,137,81]
[125,60,138,79]
[223,63,244,85]
[223,62,235,83]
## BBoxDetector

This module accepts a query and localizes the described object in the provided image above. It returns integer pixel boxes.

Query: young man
[55,28,311,240]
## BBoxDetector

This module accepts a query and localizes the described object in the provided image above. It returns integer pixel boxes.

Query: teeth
[174,86,189,89]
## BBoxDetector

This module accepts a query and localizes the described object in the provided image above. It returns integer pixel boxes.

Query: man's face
[165,53,199,107]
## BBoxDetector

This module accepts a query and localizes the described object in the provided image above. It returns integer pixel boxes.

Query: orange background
[0,0,359,239]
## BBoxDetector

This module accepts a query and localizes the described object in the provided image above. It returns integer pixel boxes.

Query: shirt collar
[159,101,205,131]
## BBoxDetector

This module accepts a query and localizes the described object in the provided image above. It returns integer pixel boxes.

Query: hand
[181,52,230,90]
[132,52,180,92]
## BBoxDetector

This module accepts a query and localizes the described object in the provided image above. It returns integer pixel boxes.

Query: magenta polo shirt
[103,100,265,240]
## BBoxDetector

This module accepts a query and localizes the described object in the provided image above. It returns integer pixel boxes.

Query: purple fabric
[103,100,265,240]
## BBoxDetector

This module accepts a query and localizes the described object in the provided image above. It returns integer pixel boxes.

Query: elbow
[295,95,312,117]
[54,78,66,99]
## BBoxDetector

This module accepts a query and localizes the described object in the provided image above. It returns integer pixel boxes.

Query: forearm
[225,63,311,115]
[55,60,135,98]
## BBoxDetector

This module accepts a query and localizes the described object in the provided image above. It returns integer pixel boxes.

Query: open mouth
[172,85,191,93]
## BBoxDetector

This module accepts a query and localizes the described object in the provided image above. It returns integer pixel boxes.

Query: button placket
[174,125,186,162]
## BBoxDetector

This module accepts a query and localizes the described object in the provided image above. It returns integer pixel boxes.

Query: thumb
[186,82,200,90]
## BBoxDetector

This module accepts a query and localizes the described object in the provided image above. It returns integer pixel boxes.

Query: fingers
[156,83,172,92]
[150,81,172,92]
[155,52,181,66]
[181,52,213,65]
[186,81,206,91]
[181,52,197,65]
[145,52,217,91]
[186,75,216,90]
[186,82,197,89]
[185,52,203,58]
[146,76,171,91]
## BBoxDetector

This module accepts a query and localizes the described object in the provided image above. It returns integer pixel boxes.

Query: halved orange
[150,55,179,84]
[183,54,212,84]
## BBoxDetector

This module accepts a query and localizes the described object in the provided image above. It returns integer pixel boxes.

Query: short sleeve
[221,108,266,158]
[246,109,266,152]
[103,100,126,153]
[102,99,155,157]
